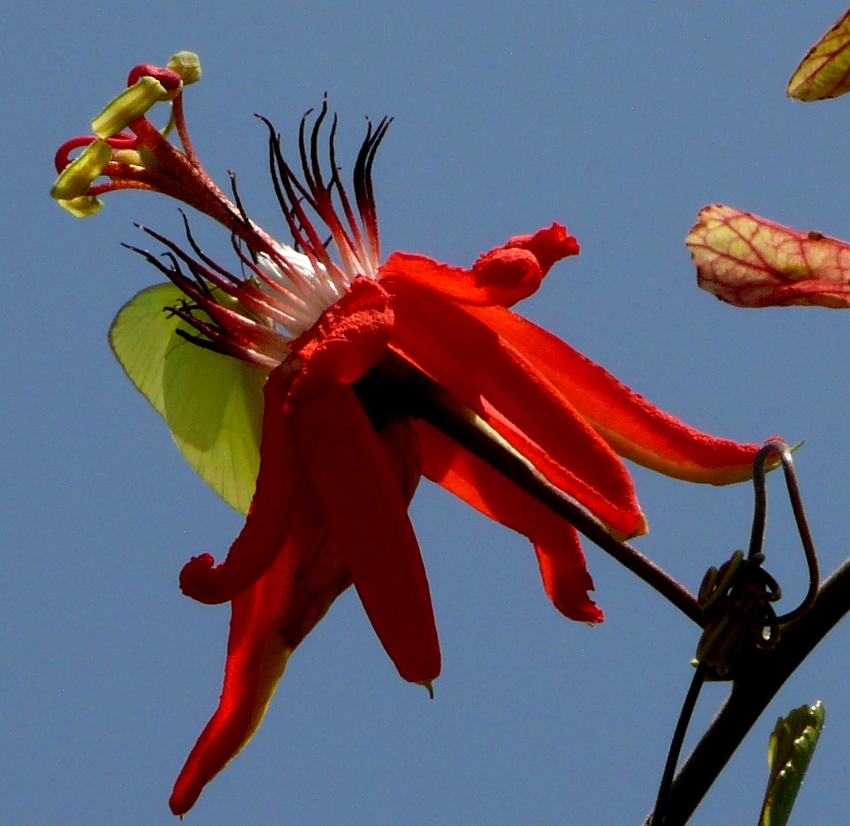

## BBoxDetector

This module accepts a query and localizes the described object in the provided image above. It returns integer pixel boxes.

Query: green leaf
[758,700,825,826]
[108,282,268,515]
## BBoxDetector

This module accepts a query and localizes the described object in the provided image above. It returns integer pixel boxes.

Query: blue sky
[3,2,850,823]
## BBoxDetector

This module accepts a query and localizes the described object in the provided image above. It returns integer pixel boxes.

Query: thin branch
[650,661,709,826]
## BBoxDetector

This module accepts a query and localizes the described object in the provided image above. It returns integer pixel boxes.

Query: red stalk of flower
[52,54,773,816]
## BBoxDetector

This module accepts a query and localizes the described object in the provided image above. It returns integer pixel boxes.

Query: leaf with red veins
[788,8,850,101]
[415,419,603,623]
[286,275,394,405]
[294,384,440,684]
[689,204,850,309]
[379,223,579,307]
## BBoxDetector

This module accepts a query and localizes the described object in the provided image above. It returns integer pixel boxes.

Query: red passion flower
[52,53,766,816]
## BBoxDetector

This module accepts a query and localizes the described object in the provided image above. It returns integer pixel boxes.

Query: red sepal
[415,420,603,623]
[170,419,423,815]
[465,304,761,484]
[178,364,299,604]
[294,384,440,683]
[169,495,313,815]
[386,279,645,539]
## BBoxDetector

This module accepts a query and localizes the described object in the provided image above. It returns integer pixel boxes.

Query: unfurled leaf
[788,8,850,101]
[687,204,850,308]
[108,282,267,514]
[758,701,825,826]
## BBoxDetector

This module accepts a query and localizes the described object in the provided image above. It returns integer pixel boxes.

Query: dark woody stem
[642,556,850,826]
[356,358,844,826]
[638,438,823,825]
[358,353,706,628]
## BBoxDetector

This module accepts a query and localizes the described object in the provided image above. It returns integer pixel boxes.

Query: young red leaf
[788,8,850,101]
[688,204,850,309]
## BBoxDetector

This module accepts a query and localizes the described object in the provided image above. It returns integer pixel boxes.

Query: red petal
[294,384,440,683]
[379,223,579,307]
[169,495,317,816]
[179,364,300,604]
[279,419,421,650]
[477,394,645,539]
[386,279,644,539]
[286,275,393,405]
[470,247,543,305]
[278,527,350,652]
[379,251,500,305]
[500,223,580,276]
[465,302,761,484]
[281,419,420,648]
[415,420,603,623]
[171,419,422,815]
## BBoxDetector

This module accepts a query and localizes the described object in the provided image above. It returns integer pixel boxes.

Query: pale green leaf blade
[108,282,268,515]
[788,9,850,101]
[162,337,267,515]
[108,282,183,416]
[758,700,825,826]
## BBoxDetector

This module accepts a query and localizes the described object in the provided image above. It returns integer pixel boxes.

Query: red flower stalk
[53,53,768,816]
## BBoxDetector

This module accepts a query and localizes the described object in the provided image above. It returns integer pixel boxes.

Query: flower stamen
[53,53,394,368]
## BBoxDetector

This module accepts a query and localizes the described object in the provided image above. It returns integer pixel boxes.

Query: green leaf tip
[758,700,825,826]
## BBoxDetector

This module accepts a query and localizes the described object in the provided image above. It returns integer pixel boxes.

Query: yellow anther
[113,148,144,166]
[111,144,164,172]
[168,51,202,85]
[57,195,104,218]
[50,139,112,200]
[92,76,169,138]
